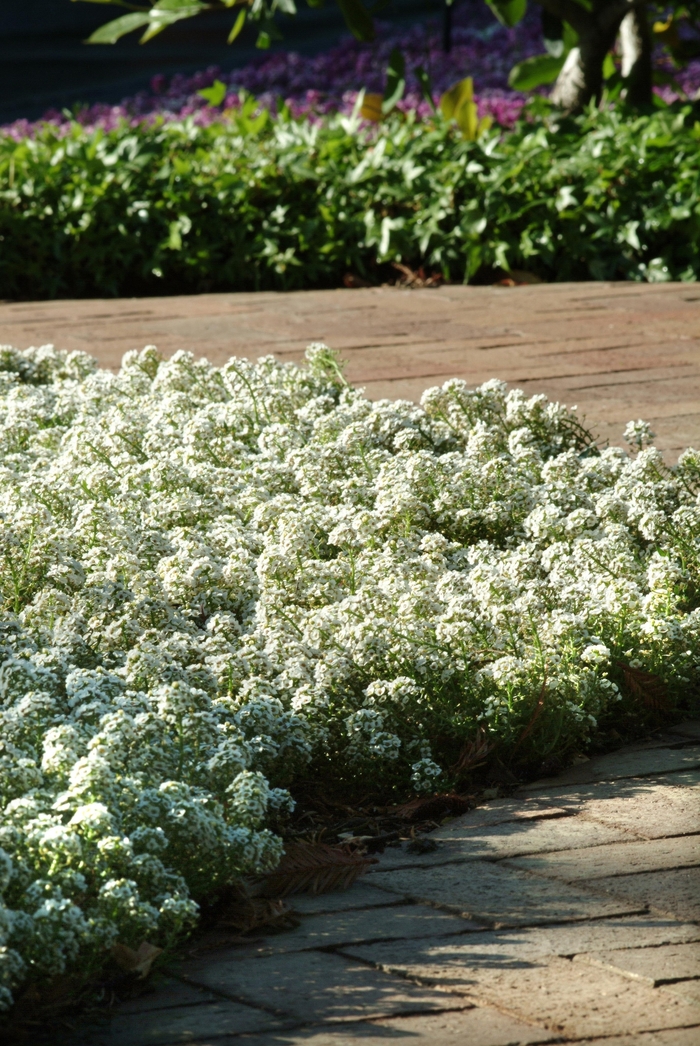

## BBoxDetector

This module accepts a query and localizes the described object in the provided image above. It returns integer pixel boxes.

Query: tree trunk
[549,31,613,110]
[541,0,646,113]
[619,8,653,106]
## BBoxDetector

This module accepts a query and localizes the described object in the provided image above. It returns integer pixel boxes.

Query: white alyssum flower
[0,341,698,1012]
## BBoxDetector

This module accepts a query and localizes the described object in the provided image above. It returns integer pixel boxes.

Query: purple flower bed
[3,5,699,139]
[0,9,542,137]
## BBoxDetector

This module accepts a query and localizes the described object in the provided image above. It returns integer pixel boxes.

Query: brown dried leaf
[452,726,492,776]
[218,896,296,934]
[260,841,377,898]
[393,792,472,822]
[111,941,163,979]
[617,662,670,711]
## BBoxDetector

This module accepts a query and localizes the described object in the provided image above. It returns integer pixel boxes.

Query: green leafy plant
[2,99,700,300]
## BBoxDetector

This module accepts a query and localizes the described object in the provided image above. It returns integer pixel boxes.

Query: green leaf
[256,30,272,47]
[382,48,406,114]
[485,0,526,29]
[440,77,474,120]
[415,64,436,113]
[337,0,376,42]
[228,7,246,41]
[508,53,565,91]
[87,12,151,43]
[602,52,616,80]
[198,79,228,106]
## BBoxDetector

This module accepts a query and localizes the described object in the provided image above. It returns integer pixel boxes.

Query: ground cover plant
[2,98,700,301]
[1,341,699,1015]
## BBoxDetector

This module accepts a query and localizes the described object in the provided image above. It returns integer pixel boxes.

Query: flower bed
[5,9,699,140]
[1,342,699,1012]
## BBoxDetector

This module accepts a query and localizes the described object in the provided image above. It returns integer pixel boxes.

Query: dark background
[0,0,438,124]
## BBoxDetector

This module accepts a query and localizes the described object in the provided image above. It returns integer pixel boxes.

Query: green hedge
[1,101,699,299]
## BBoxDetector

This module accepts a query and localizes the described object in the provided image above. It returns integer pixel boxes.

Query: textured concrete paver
[548,782,700,839]
[288,882,403,914]
[574,942,700,985]
[343,919,700,978]
[366,858,642,926]
[661,980,700,1005]
[201,905,481,957]
[369,817,629,871]
[78,998,284,1045]
[508,835,700,881]
[589,867,700,922]
[212,1009,559,1045]
[575,1031,700,1046]
[342,948,700,1039]
[519,745,700,790]
[425,798,569,830]
[181,949,466,1022]
[4,283,700,459]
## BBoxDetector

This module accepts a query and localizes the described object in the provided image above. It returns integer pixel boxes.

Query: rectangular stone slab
[199,905,482,958]
[574,941,700,986]
[342,918,700,975]
[661,979,700,1005]
[366,861,642,927]
[519,745,700,791]
[80,998,284,1046]
[181,949,466,1023]
[369,816,629,872]
[508,834,700,881]
[573,1031,700,1046]
[587,867,700,923]
[340,945,700,1039]
[219,1008,559,1046]
[431,797,569,830]
[288,882,408,914]
[536,781,700,839]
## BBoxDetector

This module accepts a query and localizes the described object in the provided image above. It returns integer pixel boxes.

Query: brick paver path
[74,724,700,1045]
[8,283,698,1043]
[3,281,700,460]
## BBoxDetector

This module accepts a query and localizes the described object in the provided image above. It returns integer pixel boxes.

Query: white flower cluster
[0,341,699,1010]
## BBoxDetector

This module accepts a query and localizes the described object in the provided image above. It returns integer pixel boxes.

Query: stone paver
[197,905,481,957]
[575,942,700,986]
[72,997,283,1046]
[341,943,700,1040]
[508,834,700,881]
[519,745,700,790]
[540,780,700,839]
[343,918,700,972]
[64,723,700,1044]
[211,1009,560,1045]
[4,283,700,460]
[181,949,466,1023]
[662,980,700,1005]
[590,867,700,923]
[183,1012,560,1046]
[288,883,403,914]
[367,811,631,872]
[576,1032,700,1046]
[366,859,643,926]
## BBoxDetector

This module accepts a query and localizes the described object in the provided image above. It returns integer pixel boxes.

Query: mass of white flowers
[0,340,698,1011]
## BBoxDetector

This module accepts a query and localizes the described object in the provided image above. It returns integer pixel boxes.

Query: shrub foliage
[0,342,699,1010]
[1,101,699,299]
